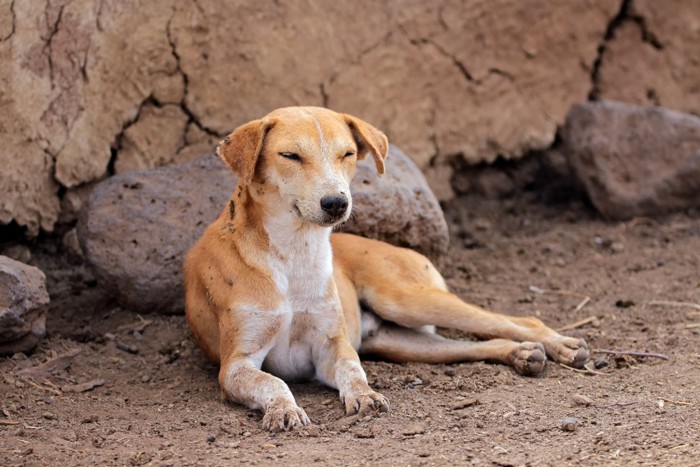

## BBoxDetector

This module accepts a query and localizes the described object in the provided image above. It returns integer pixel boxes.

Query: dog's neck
[225,184,334,291]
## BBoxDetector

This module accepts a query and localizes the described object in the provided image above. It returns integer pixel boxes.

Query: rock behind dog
[78,146,448,314]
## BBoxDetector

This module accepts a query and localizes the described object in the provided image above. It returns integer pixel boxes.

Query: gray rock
[78,146,448,314]
[0,256,49,355]
[560,416,579,432]
[563,100,700,220]
[339,146,449,256]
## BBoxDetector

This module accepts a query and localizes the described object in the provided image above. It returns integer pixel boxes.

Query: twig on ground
[670,444,690,451]
[593,349,669,360]
[684,323,700,329]
[648,300,700,311]
[0,420,20,425]
[573,296,591,313]
[557,315,597,332]
[22,378,61,396]
[17,349,81,378]
[62,379,106,393]
[559,363,609,376]
[659,397,692,406]
[595,401,638,409]
[117,316,153,333]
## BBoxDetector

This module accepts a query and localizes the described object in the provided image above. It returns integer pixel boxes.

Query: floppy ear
[216,118,275,184]
[343,114,389,174]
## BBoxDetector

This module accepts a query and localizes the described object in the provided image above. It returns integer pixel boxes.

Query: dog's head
[216,107,388,227]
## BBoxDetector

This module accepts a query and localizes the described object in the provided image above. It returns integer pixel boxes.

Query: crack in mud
[43,3,65,90]
[106,96,162,176]
[165,10,219,139]
[0,0,15,42]
[588,0,662,101]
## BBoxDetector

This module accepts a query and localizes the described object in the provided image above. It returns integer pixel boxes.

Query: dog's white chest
[262,225,339,380]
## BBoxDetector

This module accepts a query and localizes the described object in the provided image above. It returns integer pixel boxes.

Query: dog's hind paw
[262,400,311,432]
[543,336,589,369]
[510,341,546,376]
[342,389,390,416]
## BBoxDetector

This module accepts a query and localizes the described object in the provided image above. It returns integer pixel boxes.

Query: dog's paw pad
[511,341,546,376]
[343,390,390,416]
[262,401,310,432]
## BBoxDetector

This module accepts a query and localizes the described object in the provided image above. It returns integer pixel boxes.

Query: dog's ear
[343,115,388,175]
[216,118,275,184]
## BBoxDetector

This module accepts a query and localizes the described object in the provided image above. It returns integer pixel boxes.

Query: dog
[183,107,589,432]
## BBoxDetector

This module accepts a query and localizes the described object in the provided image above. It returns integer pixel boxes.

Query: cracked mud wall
[1,0,698,234]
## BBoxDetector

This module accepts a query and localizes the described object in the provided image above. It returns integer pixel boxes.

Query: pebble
[42,412,57,420]
[560,417,579,432]
[444,368,456,377]
[594,359,609,369]
[571,394,593,407]
[402,423,426,436]
[262,443,276,450]
[116,341,139,354]
[206,434,216,443]
[451,398,479,410]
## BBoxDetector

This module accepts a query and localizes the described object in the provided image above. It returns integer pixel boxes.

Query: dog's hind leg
[360,321,546,376]
[332,234,588,368]
[362,283,588,369]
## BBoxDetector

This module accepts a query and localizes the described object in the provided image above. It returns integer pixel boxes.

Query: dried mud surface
[2,195,699,465]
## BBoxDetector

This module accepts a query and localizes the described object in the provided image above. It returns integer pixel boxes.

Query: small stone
[474,218,492,231]
[42,412,57,420]
[116,341,139,354]
[355,428,374,439]
[610,242,624,253]
[303,425,321,437]
[444,368,456,377]
[262,443,276,450]
[560,417,579,432]
[451,398,479,410]
[207,434,216,443]
[571,394,593,406]
[402,423,426,436]
[594,359,609,369]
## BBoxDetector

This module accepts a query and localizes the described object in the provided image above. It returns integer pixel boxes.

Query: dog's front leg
[315,333,390,416]
[218,313,309,432]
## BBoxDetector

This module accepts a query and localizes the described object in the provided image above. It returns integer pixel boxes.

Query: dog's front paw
[342,388,390,416]
[262,399,311,432]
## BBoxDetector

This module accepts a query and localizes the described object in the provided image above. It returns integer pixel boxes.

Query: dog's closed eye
[343,151,356,159]
[279,152,302,162]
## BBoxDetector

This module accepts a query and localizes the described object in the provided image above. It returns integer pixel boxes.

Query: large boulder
[562,101,700,220]
[78,146,448,314]
[0,256,49,355]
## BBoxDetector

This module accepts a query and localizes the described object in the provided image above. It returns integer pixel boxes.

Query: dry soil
[1,193,699,466]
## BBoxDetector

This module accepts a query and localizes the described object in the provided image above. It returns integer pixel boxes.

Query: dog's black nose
[320,195,349,217]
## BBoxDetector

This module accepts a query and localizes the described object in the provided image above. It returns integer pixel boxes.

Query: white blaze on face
[312,116,351,202]
[313,117,330,156]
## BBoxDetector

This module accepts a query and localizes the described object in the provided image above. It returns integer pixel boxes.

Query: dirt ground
[1,192,699,466]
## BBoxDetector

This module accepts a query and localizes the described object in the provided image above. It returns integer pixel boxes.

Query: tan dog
[184,107,589,432]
